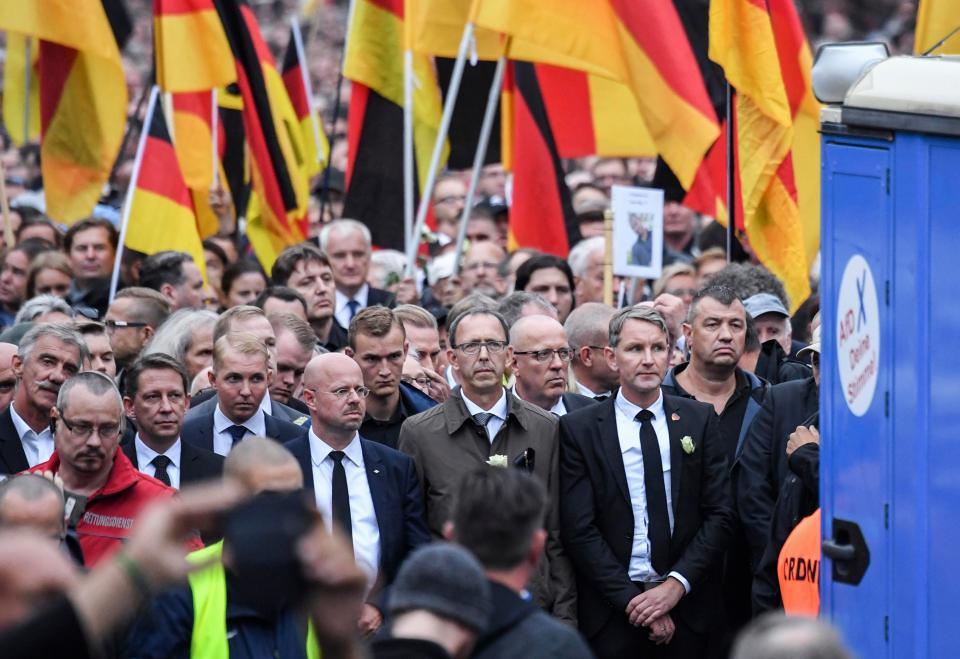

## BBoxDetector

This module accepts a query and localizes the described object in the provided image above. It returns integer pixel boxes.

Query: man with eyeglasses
[104,287,171,374]
[286,352,430,637]
[509,315,596,417]
[398,308,577,624]
[182,334,307,457]
[0,324,87,475]
[29,371,194,566]
[346,307,436,450]
[459,241,507,300]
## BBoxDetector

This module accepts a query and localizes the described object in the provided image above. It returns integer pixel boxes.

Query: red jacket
[30,448,200,566]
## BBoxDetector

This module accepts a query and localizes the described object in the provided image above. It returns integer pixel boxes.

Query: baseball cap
[743,293,790,319]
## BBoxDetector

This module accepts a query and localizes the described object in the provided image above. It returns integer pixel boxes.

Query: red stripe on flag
[172,91,210,121]
[138,136,195,209]
[154,0,218,16]
[768,0,808,115]
[38,42,77,134]
[368,0,403,18]
[536,64,596,159]
[282,67,310,119]
[345,82,369,192]
[609,0,716,121]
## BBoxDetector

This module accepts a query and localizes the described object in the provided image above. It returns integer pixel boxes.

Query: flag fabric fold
[153,0,236,92]
[0,0,130,223]
[3,33,40,147]
[124,90,206,275]
[281,22,329,180]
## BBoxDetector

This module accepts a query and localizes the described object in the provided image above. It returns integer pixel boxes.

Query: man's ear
[11,354,22,379]
[528,529,546,567]
[159,283,176,305]
[578,345,593,368]
[344,347,354,358]
[682,322,693,341]
[207,369,217,388]
[122,396,135,419]
[442,520,455,542]
[266,369,274,386]
[141,325,156,342]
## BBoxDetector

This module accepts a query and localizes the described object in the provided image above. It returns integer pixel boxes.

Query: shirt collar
[135,435,182,469]
[615,388,665,447]
[214,404,266,436]
[308,428,363,468]
[461,387,508,420]
[9,402,49,439]
[512,386,565,416]
[335,284,370,314]
[576,381,610,399]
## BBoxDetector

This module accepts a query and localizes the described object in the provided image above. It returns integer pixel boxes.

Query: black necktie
[227,425,247,446]
[329,451,352,549]
[151,455,172,487]
[636,409,671,574]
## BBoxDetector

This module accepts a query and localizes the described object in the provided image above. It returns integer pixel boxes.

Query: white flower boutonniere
[681,436,695,455]
[487,454,509,468]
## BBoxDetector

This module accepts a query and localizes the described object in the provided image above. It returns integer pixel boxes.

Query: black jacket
[559,394,735,637]
[0,407,28,475]
[755,340,812,386]
[560,392,597,415]
[181,407,307,454]
[736,377,818,569]
[753,442,819,613]
[120,436,224,488]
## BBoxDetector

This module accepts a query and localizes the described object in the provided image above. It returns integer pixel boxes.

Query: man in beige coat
[398,308,577,624]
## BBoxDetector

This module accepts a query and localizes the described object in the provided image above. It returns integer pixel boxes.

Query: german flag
[213,0,308,255]
[504,62,579,257]
[342,0,446,250]
[473,0,719,188]
[124,88,206,274]
[0,0,130,223]
[709,0,820,310]
[153,0,235,92]
[2,33,40,147]
[281,22,329,180]
[170,91,224,239]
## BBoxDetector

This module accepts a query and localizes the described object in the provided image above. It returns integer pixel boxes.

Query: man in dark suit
[509,314,596,416]
[285,352,429,638]
[319,220,395,330]
[182,334,306,456]
[120,353,223,488]
[0,324,86,475]
[560,305,734,658]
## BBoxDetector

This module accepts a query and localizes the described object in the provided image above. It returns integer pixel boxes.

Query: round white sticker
[836,254,880,416]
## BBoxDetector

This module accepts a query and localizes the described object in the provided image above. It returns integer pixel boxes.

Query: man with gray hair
[568,236,622,305]
[560,304,733,656]
[13,294,75,325]
[564,302,619,400]
[496,291,557,329]
[0,324,87,474]
[730,613,852,659]
[29,371,190,565]
[0,473,67,543]
[320,219,395,328]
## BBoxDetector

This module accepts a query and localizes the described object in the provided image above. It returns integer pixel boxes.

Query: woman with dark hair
[513,254,576,322]
[221,258,268,308]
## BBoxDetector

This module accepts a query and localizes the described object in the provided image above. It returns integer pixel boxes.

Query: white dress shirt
[308,429,381,588]
[614,389,690,592]
[577,381,610,399]
[461,388,508,442]
[10,403,54,467]
[135,435,182,489]
[512,387,568,417]
[212,405,267,456]
[334,284,370,328]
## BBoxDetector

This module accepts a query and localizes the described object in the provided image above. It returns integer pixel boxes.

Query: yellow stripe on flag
[3,33,40,146]
[588,74,655,157]
[915,0,960,54]
[155,10,236,92]
[124,188,206,275]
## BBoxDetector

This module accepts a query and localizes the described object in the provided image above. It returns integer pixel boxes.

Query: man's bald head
[302,352,363,390]
[509,315,566,350]
[0,474,66,541]
[224,437,303,493]
[0,342,18,411]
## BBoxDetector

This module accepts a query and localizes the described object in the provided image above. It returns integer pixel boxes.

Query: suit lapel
[597,402,631,504]
[121,440,138,469]
[664,398,683,517]
[0,411,28,473]
[360,441,390,560]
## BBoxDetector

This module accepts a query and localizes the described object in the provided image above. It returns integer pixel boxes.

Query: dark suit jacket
[561,392,597,414]
[0,407,28,475]
[120,436,224,488]
[187,392,310,427]
[736,376,818,569]
[181,406,307,454]
[559,393,734,637]
[366,287,395,309]
[285,434,430,588]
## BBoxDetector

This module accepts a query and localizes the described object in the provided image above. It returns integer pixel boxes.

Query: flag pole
[403,48,415,259]
[291,15,325,168]
[725,81,735,263]
[0,159,13,249]
[404,21,475,277]
[110,86,160,303]
[22,37,32,144]
[452,51,507,274]
[603,208,614,306]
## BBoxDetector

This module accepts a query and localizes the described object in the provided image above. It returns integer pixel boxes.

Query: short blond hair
[213,332,270,372]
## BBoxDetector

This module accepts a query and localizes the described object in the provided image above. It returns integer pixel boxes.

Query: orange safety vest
[778,508,821,616]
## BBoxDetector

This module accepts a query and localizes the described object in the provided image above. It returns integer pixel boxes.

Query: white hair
[14,295,75,325]
[567,236,605,278]
[318,218,372,253]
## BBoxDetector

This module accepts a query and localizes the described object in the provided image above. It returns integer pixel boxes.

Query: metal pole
[451,53,507,274]
[725,81,736,263]
[603,208,614,306]
[110,86,160,302]
[404,22,476,276]
[403,49,415,259]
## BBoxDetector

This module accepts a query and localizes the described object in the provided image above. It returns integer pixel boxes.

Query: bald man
[224,436,303,494]
[285,353,429,637]
[510,315,596,417]
[0,342,17,412]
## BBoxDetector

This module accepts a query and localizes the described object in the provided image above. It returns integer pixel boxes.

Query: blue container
[820,57,960,657]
